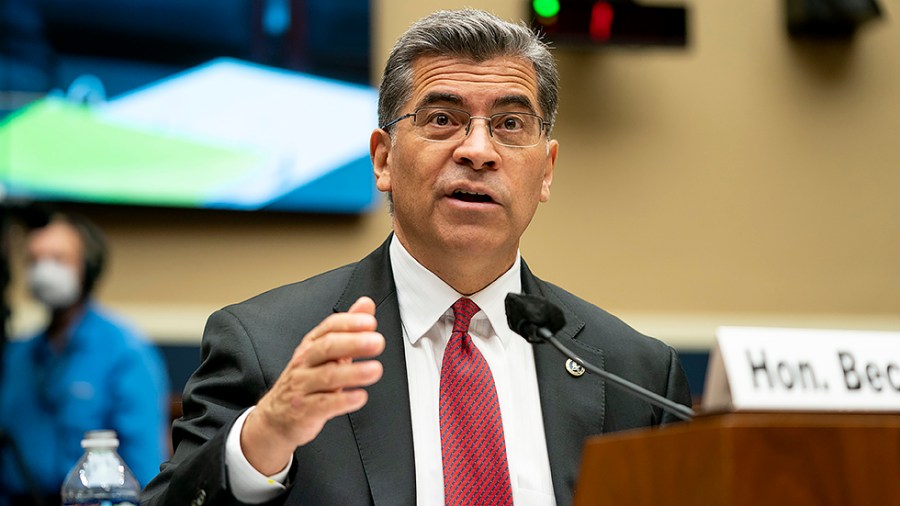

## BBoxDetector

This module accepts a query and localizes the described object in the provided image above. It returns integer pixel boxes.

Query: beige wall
[10,0,900,348]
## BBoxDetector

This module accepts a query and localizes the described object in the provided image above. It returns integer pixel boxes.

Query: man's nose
[454,117,499,170]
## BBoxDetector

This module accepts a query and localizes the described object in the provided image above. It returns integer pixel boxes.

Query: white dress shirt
[390,237,555,505]
[224,237,555,505]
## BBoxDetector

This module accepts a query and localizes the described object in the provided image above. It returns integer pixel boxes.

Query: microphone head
[505,293,566,344]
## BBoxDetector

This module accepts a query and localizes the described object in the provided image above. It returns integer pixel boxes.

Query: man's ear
[371,129,392,193]
[540,139,558,203]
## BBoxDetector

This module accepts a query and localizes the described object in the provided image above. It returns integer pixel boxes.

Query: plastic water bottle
[61,430,141,506]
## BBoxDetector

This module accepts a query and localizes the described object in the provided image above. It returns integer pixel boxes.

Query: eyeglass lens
[412,107,543,147]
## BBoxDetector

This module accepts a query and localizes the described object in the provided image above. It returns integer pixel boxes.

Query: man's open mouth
[451,190,494,203]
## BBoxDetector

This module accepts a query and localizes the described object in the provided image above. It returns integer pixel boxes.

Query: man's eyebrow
[417,92,464,108]
[415,92,538,113]
[492,95,537,113]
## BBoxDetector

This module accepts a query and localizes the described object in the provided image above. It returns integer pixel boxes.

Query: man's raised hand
[241,296,385,475]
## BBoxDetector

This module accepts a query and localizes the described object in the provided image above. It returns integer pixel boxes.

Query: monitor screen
[1,59,379,213]
[0,0,377,213]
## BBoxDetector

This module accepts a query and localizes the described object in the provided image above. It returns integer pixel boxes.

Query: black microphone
[505,292,694,422]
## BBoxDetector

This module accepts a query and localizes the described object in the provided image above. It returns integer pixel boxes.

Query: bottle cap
[81,430,120,448]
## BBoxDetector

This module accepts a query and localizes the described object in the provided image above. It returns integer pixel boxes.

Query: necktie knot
[451,297,480,336]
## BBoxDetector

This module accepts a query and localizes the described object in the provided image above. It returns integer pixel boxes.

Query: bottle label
[84,452,125,487]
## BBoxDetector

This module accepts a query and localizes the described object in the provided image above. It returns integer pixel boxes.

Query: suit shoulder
[222,262,358,321]
[539,280,674,356]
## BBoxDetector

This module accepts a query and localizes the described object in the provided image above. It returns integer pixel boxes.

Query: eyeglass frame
[380,106,553,148]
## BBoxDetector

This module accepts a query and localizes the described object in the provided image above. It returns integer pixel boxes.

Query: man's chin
[439,229,513,255]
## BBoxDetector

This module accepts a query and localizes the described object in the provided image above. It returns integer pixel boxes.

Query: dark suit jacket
[142,237,691,506]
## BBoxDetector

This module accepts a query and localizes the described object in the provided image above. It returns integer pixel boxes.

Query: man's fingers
[309,295,378,342]
[265,295,384,450]
[294,359,383,395]
[251,382,373,452]
[347,296,376,316]
[301,331,385,366]
[291,297,379,363]
[296,388,370,421]
[305,310,378,342]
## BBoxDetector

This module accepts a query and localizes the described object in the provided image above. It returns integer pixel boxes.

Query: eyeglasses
[380,106,551,148]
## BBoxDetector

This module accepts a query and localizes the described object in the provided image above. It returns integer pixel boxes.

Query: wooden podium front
[574,413,900,506]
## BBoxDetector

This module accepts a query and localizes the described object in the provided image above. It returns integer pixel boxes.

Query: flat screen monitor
[1,59,379,213]
[0,0,376,214]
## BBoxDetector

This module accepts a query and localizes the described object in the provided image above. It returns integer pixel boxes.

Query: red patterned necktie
[440,298,513,505]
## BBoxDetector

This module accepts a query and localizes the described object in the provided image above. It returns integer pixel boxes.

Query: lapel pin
[565,359,585,377]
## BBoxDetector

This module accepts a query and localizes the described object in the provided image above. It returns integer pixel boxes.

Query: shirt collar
[389,236,522,347]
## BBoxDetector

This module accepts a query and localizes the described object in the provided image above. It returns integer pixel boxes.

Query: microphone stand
[536,327,694,422]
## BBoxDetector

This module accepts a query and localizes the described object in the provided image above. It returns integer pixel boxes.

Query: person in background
[144,9,691,506]
[0,212,169,505]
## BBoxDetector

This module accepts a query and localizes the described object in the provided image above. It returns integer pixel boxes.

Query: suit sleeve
[659,345,694,425]
[141,308,290,506]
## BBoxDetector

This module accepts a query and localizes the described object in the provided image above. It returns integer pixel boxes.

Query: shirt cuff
[225,407,292,504]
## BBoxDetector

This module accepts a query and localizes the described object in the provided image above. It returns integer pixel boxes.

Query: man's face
[372,55,558,267]
[27,222,84,277]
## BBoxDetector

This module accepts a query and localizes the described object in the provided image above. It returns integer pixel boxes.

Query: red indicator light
[590,2,614,41]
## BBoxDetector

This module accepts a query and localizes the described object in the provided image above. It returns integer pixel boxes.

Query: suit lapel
[522,263,607,506]
[335,237,417,505]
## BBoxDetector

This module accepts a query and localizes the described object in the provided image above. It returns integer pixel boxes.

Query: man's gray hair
[378,9,559,131]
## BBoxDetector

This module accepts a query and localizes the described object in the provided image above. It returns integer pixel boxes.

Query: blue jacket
[0,301,169,496]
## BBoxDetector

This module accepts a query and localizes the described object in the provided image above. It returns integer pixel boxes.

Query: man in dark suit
[142,9,691,506]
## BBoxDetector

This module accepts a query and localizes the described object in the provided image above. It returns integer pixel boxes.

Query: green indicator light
[533,0,561,18]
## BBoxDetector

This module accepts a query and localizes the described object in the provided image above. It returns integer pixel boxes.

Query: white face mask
[27,259,82,309]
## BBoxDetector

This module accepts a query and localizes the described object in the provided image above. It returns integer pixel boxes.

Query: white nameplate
[702,326,900,413]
